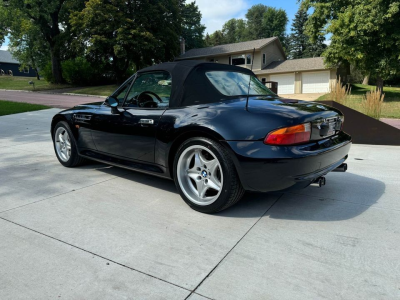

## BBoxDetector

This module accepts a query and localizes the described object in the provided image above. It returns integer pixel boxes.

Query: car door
[90,71,172,163]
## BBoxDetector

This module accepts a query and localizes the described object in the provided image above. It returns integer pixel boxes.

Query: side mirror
[105,96,121,114]
[105,96,119,108]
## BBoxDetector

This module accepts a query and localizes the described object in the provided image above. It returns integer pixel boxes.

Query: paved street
[0,90,104,108]
[0,109,400,299]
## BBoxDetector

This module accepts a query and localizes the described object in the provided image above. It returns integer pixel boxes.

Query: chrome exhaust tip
[312,176,326,188]
[332,163,347,172]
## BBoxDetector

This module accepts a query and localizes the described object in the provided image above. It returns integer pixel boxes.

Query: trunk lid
[247,97,344,141]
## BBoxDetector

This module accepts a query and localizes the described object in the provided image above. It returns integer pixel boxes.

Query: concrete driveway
[1,109,399,299]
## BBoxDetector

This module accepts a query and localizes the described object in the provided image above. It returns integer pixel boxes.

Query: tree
[246,4,288,41]
[288,8,309,59]
[302,34,326,58]
[181,1,206,51]
[288,7,326,59]
[204,33,212,47]
[0,0,85,83]
[245,4,268,40]
[222,18,246,43]
[8,23,50,80]
[71,0,181,83]
[262,7,288,41]
[208,30,225,46]
[303,0,400,92]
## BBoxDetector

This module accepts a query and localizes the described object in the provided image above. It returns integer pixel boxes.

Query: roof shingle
[177,37,277,60]
[255,57,328,74]
[0,50,19,64]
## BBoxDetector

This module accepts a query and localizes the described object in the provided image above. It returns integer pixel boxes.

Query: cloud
[0,44,8,51]
[189,0,249,34]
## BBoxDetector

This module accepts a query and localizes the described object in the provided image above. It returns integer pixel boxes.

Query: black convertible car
[51,60,351,213]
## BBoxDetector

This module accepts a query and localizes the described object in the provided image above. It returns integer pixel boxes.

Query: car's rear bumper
[224,131,352,192]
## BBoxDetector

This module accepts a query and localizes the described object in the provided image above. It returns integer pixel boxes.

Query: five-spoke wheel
[177,145,223,206]
[55,127,72,162]
[174,137,244,213]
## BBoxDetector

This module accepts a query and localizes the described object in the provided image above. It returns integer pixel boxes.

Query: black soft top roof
[137,60,254,108]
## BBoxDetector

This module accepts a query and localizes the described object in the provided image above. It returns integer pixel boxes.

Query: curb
[62,92,107,98]
[0,89,33,92]
[0,89,106,98]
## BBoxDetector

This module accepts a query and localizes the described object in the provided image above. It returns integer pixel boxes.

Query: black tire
[53,121,86,167]
[173,137,245,213]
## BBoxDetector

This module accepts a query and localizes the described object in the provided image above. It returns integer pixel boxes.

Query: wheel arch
[167,128,224,178]
[51,114,78,141]
[51,115,68,139]
[166,127,243,181]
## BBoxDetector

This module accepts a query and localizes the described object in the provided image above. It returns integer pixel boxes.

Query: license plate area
[315,117,340,137]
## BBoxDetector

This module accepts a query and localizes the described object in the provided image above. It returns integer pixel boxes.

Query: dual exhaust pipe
[312,163,347,188]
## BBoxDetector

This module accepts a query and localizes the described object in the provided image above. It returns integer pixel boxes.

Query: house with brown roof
[177,37,343,95]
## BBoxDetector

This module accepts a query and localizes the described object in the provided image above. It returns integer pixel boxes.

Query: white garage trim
[302,71,330,94]
[270,73,295,94]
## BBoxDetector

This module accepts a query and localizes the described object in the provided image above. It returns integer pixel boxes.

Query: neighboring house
[177,37,346,95]
[0,50,36,77]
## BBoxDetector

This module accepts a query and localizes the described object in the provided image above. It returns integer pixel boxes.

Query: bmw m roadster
[51,60,351,213]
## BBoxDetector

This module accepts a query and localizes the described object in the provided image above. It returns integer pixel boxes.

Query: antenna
[245,48,255,111]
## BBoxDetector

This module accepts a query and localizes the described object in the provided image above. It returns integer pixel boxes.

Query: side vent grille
[74,114,92,122]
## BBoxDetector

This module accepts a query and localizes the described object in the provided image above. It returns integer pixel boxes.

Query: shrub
[329,77,351,105]
[362,89,385,119]
[42,62,55,83]
[61,57,98,85]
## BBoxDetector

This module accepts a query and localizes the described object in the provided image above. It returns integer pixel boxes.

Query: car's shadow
[90,163,385,222]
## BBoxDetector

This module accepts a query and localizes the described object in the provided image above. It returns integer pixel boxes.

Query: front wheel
[173,137,244,213]
[53,121,86,167]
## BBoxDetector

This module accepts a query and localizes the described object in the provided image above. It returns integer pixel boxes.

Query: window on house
[246,54,252,65]
[209,58,214,62]
[263,54,266,64]
[24,67,29,74]
[231,55,245,66]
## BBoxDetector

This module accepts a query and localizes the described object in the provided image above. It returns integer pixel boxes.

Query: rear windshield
[205,71,275,96]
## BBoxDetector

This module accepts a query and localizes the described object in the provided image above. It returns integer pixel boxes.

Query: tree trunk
[50,48,63,84]
[35,68,40,80]
[376,77,384,95]
[362,75,369,85]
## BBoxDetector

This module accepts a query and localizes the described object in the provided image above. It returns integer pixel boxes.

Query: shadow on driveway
[94,165,385,221]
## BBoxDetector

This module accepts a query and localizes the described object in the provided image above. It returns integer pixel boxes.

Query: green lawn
[0,76,71,91]
[70,85,119,96]
[0,100,50,116]
[318,84,400,119]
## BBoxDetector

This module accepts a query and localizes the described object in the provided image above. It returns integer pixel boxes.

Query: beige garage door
[270,73,295,94]
[302,71,330,93]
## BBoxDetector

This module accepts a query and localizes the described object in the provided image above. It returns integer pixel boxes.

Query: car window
[124,71,172,108]
[205,71,275,96]
[114,77,134,105]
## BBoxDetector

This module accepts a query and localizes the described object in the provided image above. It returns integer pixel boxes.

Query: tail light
[264,123,311,145]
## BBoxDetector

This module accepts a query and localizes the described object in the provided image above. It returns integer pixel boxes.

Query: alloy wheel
[177,145,223,206]
[55,127,72,162]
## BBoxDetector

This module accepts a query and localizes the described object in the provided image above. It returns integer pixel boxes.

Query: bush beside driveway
[0,110,399,299]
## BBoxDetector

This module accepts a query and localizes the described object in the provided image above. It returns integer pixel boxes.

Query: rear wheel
[53,121,85,167]
[173,137,244,213]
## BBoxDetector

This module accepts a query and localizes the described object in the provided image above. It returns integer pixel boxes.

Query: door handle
[139,119,154,125]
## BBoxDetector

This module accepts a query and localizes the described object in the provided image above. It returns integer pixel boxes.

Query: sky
[0,0,301,50]
[194,0,300,34]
